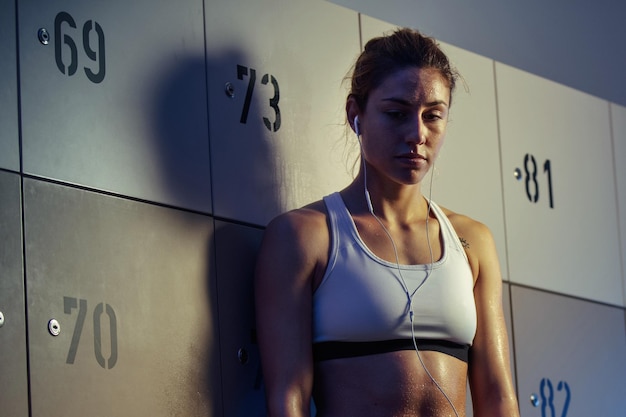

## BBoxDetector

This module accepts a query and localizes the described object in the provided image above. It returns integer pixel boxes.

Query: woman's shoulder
[266,199,328,234]
[258,199,331,284]
[437,204,492,240]
[262,199,330,254]
[436,205,499,284]
[439,206,489,234]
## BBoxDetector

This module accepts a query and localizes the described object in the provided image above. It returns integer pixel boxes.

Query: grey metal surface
[19,0,211,212]
[0,0,19,172]
[497,62,622,306]
[512,285,626,417]
[327,0,626,107]
[0,171,28,417]
[205,0,360,226]
[213,221,266,416]
[23,178,221,416]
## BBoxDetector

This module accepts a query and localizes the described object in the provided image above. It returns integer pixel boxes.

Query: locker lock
[38,28,50,45]
[225,82,235,98]
[48,319,61,336]
[0,311,4,328]
[237,347,249,364]
[529,393,540,407]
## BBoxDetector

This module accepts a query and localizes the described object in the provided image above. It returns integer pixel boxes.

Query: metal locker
[213,221,266,416]
[205,0,360,226]
[512,285,626,417]
[0,171,28,417]
[497,62,622,306]
[18,0,212,213]
[23,179,221,416]
[359,15,509,281]
[0,0,19,172]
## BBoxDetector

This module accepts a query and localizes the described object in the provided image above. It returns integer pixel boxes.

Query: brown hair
[349,28,459,110]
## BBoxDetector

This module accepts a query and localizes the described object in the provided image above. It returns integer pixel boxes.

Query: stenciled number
[543,159,554,209]
[236,64,281,132]
[237,65,256,124]
[64,296,118,369]
[261,73,281,131]
[524,153,539,203]
[54,12,106,83]
[64,297,86,364]
[523,153,554,209]
[540,378,571,417]
[55,12,78,76]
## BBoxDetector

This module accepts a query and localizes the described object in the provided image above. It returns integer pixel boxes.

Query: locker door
[512,286,626,417]
[497,62,622,306]
[359,15,508,280]
[213,221,266,416]
[23,179,220,416]
[0,0,19,171]
[205,0,360,226]
[0,172,28,417]
[19,0,211,212]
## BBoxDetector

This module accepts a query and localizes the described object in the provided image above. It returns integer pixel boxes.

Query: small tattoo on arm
[459,237,470,249]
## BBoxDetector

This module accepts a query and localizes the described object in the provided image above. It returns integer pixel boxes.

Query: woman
[255,28,519,417]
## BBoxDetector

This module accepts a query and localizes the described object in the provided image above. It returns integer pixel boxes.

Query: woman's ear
[346,96,361,135]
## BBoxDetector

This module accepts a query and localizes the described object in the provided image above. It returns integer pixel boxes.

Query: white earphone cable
[358,127,460,417]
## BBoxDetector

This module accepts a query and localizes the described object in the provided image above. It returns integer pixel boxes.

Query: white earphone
[352,111,456,416]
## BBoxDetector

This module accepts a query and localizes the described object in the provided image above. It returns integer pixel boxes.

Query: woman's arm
[455,217,520,417]
[254,208,328,417]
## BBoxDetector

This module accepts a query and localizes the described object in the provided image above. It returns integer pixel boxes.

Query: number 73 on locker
[233,64,281,133]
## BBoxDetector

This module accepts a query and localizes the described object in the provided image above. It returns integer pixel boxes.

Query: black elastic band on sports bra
[313,339,469,363]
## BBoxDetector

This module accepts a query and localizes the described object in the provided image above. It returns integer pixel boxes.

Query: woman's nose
[405,116,426,145]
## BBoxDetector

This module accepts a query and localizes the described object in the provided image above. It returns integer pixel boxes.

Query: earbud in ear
[354,116,360,136]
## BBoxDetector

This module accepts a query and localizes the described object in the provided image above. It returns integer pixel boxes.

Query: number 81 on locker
[514,153,554,209]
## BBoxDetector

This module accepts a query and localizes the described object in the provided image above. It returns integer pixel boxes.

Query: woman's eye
[386,111,406,120]
[424,112,443,121]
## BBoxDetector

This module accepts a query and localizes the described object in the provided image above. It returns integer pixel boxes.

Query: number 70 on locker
[61,296,118,370]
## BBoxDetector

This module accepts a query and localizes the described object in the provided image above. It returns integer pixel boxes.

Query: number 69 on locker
[50,11,106,84]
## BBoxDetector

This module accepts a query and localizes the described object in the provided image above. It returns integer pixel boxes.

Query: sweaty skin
[255,67,519,417]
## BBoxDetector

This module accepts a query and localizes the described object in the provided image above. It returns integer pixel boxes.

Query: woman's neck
[342,174,430,224]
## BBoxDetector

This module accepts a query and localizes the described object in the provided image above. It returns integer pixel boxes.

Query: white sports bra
[312,193,477,362]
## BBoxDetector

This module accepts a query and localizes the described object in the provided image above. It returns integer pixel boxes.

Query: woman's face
[350,66,451,186]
